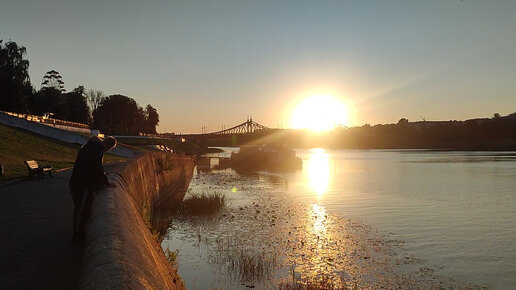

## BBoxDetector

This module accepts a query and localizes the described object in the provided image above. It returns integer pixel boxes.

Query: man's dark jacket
[70,138,108,190]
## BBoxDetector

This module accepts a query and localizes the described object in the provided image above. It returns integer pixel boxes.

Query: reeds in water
[211,236,278,284]
[179,191,226,215]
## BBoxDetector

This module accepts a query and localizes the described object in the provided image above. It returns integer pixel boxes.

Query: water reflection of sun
[310,203,327,238]
[305,148,330,196]
[289,203,348,287]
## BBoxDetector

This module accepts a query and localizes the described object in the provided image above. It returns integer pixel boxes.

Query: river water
[162,149,516,289]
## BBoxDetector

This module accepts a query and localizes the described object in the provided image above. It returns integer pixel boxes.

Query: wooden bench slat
[26,161,39,169]
[25,160,52,178]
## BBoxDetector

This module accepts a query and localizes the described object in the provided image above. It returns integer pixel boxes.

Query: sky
[1,0,515,133]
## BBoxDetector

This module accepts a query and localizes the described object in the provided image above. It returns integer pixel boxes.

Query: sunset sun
[290,95,349,131]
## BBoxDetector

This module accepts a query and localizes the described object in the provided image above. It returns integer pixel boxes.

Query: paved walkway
[0,170,81,289]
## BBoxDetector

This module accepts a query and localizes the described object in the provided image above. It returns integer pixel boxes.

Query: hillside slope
[0,124,125,182]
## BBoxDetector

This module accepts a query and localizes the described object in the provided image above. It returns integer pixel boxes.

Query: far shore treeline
[204,114,516,150]
[0,40,159,135]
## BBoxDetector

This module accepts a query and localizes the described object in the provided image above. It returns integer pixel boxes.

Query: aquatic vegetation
[179,191,226,215]
[165,247,179,267]
[211,235,279,284]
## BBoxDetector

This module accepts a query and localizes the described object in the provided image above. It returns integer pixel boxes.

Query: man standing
[69,136,117,243]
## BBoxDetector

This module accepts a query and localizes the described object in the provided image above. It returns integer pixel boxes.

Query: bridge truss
[206,117,270,135]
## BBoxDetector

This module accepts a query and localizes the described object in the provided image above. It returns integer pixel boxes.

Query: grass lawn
[0,124,126,183]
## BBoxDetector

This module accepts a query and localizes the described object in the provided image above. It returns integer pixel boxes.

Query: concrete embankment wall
[0,112,139,158]
[78,152,195,289]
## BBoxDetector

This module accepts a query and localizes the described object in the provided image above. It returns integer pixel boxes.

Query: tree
[397,118,409,125]
[493,113,501,119]
[64,86,90,123]
[72,85,85,95]
[29,87,66,117]
[28,85,90,123]
[144,104,159,134]
[93,94,146,135]
[0,40,32,113]
[85,89,105,113]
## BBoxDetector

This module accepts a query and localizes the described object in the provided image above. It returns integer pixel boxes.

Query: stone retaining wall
[78,152,195,289]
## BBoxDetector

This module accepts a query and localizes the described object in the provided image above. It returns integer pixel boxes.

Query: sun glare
[290,95,348,131]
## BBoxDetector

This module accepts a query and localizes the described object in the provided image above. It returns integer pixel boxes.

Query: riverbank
[79,152,194,289]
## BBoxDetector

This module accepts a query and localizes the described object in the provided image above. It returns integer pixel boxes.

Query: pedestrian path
[0,170,81,289]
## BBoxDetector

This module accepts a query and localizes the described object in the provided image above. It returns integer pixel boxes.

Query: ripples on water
[162,149,516,289]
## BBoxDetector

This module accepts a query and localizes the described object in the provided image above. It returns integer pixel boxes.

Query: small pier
[197,152,232,170]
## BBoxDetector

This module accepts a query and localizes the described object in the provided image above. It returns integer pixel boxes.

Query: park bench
[25,160,52,178]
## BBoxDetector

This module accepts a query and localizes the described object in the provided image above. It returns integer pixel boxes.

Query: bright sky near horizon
[1,0,515,133]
